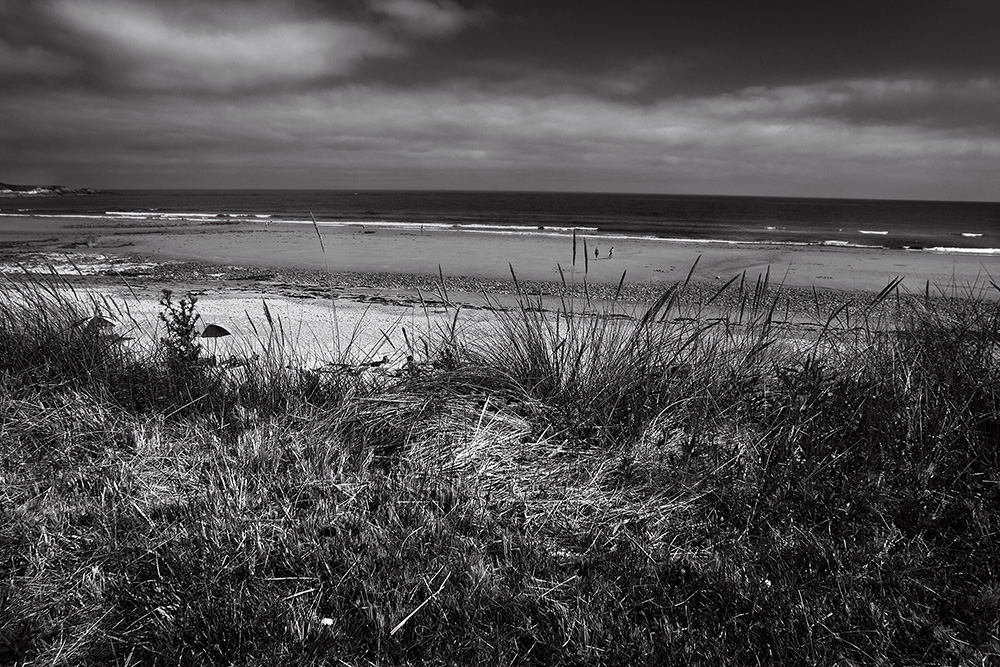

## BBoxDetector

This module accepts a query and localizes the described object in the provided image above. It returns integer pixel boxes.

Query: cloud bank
[1,0,997,199]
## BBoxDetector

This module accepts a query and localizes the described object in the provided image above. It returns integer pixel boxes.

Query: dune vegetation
[1,267,998,666]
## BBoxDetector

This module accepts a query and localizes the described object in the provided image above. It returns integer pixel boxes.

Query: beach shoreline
[3,213,995,366]
[2,214,996,295]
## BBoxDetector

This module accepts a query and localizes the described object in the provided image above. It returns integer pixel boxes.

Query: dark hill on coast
[0,181,103,196]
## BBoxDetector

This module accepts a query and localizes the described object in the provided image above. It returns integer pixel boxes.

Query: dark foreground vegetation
[1,271,999,666]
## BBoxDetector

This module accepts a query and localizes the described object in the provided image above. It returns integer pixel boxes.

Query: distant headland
[0,181,104,196]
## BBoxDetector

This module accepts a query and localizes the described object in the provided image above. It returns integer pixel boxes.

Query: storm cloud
[2,0,998,199]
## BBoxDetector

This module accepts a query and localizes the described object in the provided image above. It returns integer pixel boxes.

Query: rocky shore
[0,181,104,196]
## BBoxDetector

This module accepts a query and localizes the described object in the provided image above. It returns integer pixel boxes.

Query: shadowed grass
[1,269,999,665]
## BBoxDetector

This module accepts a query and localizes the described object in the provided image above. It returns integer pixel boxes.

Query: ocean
[2,190,998,255]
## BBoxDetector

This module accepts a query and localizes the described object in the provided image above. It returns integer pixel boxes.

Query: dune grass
[1,270,999,666]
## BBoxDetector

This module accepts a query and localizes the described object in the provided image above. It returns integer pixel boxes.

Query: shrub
[157,289,203,371]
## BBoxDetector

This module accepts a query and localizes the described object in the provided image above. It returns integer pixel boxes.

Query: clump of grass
[0,273,132,388]
[2,269,999,665]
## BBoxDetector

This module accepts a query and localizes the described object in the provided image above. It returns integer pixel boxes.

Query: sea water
[2,190,998,255]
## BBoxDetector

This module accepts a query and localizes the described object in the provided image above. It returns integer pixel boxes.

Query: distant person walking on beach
[609,247,613,258]
[595,247,599,258]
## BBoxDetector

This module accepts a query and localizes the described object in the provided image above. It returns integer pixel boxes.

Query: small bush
[157,289,203,370]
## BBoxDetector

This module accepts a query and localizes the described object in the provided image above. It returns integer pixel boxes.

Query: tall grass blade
[508,264,521,294]
[707,274,739,305]
[640,284,678,327]
[613,270,627,302]
[309,211,326,254]
[438,264,449,304]
[870,276,905,308]
[682,255,701,287]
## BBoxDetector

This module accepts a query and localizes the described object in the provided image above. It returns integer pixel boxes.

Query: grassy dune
[1,270,999,666]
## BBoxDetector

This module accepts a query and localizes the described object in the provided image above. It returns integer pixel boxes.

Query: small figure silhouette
[594,247,599,258]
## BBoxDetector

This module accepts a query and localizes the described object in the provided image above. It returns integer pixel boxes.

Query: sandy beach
[2,215,996,363]
[3,215,996,290]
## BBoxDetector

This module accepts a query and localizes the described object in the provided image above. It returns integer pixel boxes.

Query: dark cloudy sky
[2,0,999,199]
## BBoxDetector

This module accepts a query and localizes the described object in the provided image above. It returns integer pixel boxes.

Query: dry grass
[2,270,999,665]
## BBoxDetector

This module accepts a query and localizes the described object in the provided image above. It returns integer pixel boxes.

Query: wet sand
[2,215,996,293]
